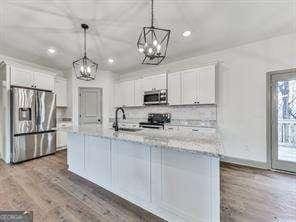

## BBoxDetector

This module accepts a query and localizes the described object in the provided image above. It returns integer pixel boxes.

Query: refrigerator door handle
[35,92,40,129]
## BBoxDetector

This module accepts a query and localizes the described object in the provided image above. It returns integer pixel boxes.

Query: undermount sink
[117,127,143,132]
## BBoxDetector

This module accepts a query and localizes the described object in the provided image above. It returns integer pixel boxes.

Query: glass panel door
[271,73,296,173]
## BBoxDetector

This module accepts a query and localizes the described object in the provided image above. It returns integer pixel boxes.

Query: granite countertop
[59,125,223,157]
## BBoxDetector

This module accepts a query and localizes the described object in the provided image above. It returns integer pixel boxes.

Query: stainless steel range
[10,86,56,163]
[139,113,171,129]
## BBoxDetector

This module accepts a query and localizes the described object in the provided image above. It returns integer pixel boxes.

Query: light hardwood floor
[221,162,296,222]
[0,150,295,222]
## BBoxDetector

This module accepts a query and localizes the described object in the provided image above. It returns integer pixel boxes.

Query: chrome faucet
[113,107,126,131]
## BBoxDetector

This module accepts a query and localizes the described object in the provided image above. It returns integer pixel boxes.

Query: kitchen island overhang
[61,125,222,222]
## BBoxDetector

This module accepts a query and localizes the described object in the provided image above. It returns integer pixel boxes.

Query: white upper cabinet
[114,65,215,108]
[34,72,55,91]
[122,80,135,107]
[10,67,35,87]
[169,64,216,105]
[182,69,198,105]
[142,74,166,91]
[115,80,135,107]
[115,78,144,107]
[10,66,55,91]
[55,78,68,107]
[114,82,122,107]
[197,65,216,104]
[168,72,182,105]
[114,74,166,108]
[134,78,144,106]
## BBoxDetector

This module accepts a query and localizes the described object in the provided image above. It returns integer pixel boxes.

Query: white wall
[0,64,6,159]
[119,33,296,164]
[0,63,11,163]
[71,70,116,128]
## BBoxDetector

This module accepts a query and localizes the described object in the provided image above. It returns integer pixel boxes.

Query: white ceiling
[0,0,295,74]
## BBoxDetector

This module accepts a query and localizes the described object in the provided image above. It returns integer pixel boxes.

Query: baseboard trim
[221,156,269,169]
[57,146,67,151]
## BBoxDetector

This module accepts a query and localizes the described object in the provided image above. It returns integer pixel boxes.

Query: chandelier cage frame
[137,0,171,65]
[73,24,98,81]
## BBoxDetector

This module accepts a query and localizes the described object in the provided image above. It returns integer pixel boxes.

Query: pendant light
[137,0,171,65]
[73,24,98,81]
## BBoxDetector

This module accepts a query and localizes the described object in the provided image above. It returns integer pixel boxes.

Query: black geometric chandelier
[137,0,171,65]
[73,24,98,81]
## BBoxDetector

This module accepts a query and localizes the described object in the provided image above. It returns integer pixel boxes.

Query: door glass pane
[277,80,296,163]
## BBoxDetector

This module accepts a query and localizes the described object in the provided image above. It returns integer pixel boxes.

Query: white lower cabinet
[85,136,112,188]
[57,131,67,149]
[152,148,220,222]
[67,134,220,222]
[57,122,71,149]
[112,140,151,202]
[67,133,85,176]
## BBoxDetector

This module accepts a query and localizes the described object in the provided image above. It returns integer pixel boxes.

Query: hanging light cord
[83,27,87,57]
[151,0,154,27]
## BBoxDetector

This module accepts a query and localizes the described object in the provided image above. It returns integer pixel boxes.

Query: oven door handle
[158,92,161,103]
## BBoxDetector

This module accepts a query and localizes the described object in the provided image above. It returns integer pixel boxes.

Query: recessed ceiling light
[182,30,191,37]
[47,47,57,55]
[108,58,114,64]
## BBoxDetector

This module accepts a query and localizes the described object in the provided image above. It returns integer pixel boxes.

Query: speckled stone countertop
[59,125,223,157]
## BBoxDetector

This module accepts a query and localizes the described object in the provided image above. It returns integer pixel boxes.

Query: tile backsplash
[110,105,217,128]
[56,107,72,123]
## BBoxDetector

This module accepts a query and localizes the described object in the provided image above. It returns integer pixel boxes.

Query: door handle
[98,119,101,123]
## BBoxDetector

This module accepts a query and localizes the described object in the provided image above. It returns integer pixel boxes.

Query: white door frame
[267,68,296,173]
[78,87,103,125]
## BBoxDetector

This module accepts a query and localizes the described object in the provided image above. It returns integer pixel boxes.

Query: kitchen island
[61,125,223,222]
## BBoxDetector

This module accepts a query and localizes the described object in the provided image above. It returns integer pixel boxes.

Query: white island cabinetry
[85,136,112,188]
[67,134,84,176]
[67,130,220,222]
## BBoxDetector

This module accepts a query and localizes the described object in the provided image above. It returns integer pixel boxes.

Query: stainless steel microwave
[144,89,167,105]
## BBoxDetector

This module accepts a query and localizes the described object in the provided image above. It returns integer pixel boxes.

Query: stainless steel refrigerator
[11,86,56,163]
